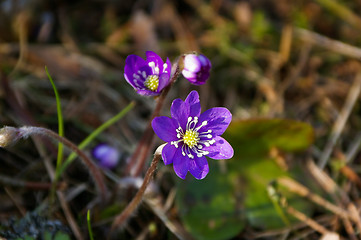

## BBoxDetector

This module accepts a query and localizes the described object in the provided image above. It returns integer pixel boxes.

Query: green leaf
[176,118,315,236]
[224,118,315,229]
[224,118,314,160]
[43,231,71,240]
[241,158,312,229]
[176,163,244,240]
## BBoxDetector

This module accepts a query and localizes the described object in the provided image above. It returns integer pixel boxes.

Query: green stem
[55,101,135,180]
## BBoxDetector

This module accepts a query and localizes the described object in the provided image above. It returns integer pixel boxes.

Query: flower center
[183,130,199,148]
[144,75,159,91]
[171,116,216,159]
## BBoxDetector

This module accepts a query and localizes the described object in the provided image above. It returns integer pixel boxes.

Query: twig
[0,74,83,240]
[348,203,361,238]
[0,126,108,202]
[127,63,181,177]
[278,177,357,222]
[345,131,361,163]
[318,73,361,169]
[306,159,359,239]
[295,28,361,59]
[145,197,194,240]
[36,139,84,240]
[57,191,84,240]
[0,173,65,190]
[285,205,329,235]
[4,187,26,216]
[111,152,161,232]
[315,0,361,31]
[249,215,335,239]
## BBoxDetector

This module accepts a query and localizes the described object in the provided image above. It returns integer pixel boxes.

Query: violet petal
[185,90,201,117]
[204,136,234,160]
[158,72,170,92]
[161,143,178,165]
[198,107,232,136]
[189,156,209,179]
[173,150,189,179]
[137,89,160,96]
[170,98,189,130]
[146,51,164,73]
[165,58,172,75]
[152,116,179,142]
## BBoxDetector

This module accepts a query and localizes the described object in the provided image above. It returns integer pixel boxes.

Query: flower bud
[182,53,211,85]
[91,144,121,169]
[0,126,22,148]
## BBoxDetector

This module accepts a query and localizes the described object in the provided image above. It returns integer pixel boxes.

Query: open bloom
[124,51,172,96]
[182,53,211,85]
[152,91,233,179]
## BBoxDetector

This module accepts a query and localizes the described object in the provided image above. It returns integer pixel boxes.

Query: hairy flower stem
[111,152,161,231]
[1,126,108,201]
[127,64,181,176]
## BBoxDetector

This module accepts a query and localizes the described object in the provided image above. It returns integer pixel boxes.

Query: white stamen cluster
[171,116,216,159]
[131,61,169,91]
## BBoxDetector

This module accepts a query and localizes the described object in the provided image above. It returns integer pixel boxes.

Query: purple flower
[151,91,233,179]
[92,144,121,169]
[182,54,212,85]
[124,51,172,96]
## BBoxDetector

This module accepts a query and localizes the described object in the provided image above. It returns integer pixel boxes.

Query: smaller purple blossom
[182,53,212,85]
[124,51,172,96]
[152,91,233,179]
[92,144,121,169]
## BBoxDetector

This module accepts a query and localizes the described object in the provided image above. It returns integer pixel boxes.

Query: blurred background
[1,0,361,239]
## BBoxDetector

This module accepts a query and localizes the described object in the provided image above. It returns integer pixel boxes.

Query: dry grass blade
[285,204,331,235]
[318,73,361,169]
[278,177,357,222]
[145,197,194,240]
[295,28,361,59]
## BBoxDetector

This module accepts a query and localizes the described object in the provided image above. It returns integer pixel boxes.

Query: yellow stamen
[183,130,199,148]
[144,75,159,91]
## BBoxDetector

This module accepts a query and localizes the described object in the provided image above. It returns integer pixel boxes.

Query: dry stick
[295,28,361,59]
[318,73,361,169]
[4,187,27,216]
[0,173,65,190]
[145,197,194,240]
[127,65,181,177]
[348,204,361,236]
[251,215,335,239]
[306,159,348,202]
[111,153,161,231]
[17,126,108,201]
[42,148,84,240]
[306,159,359,239]
[0,74,83,240]
[285,205,330,235]
[278,177,357,222]
[315,0,361,31]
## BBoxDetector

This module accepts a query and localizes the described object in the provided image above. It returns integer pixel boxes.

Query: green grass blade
[45,66,64,168]
[267,183,290,226]
[45,66,64,169]
[87,209,94,240]
[55,101,135,180]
